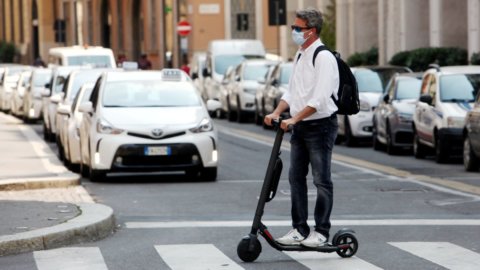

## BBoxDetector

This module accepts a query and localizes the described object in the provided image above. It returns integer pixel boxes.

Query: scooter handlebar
[272,118,293,131]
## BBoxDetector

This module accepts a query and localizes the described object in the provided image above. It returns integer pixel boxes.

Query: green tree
[320,0,336,50]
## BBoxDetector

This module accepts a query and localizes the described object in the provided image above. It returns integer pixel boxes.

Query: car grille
[127,131,186,140]
[112,143,202,171]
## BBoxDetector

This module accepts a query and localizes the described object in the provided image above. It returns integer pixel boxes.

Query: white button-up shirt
[282,39,339,121]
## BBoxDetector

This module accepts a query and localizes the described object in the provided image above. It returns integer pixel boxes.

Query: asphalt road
[1,119,480,270]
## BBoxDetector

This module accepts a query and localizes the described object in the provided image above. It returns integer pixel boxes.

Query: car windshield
[440,74,480,102]
[67,71,103,101]
[395,79,421,100]
[102,81,202,107]
[279,65,293,85]
[243,64,271,81]
[355,70,383,93]
[67,55,112,68]
[33,73,52,87]
[214,55,263,75]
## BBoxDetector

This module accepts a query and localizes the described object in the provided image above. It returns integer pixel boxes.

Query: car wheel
[372,120,382,151]
[344,116,356,147]
[413,131,426,159]
[254,100,263,126]
[227,98,237,122]
[434,134,448,164]
[80,162,90,178]
[463,135,479,171]
[89,169,106,182]
[200,167,217,182]
[237,96,246,123]
[386,124,397,155]
[43,122,49,140]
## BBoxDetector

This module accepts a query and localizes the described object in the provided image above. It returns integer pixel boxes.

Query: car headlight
[96,119,124,134]
[397,112,413,123]
[447,116,464,128]
[360,100,370,111]
[190,118,213,133]
[243,88,257,95]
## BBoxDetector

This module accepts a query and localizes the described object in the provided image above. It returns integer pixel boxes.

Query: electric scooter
[237,119,358,262]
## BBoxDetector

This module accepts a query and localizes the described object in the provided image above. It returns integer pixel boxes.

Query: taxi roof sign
[162,69,183,81]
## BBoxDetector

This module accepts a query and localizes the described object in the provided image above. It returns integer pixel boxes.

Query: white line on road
[34,247,108,270]
[125,219,480,229]
[155,244,244,270]
[285,251,383,270]
[389,242,480,270]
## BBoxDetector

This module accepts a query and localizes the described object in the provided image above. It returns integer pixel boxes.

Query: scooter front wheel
[334,232,358,258]
[237,236,262,262]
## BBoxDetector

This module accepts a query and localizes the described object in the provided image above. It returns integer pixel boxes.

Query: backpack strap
[312,45,329,67]
[312,45,338,103]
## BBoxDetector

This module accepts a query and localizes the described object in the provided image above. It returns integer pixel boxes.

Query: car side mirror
[202,68,210,77]
[206,99,221,113]
[419,94,433,105]
[41,88,51,97]
[45,83,51,89]
[383,94,390,103]
[271,78,279,87]
[78,101,94,113]
[191,72,198,80]
[50,93,64,104]
[57,105,71,116]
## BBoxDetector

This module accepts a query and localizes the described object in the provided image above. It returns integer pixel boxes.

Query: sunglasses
[291,25,311,32]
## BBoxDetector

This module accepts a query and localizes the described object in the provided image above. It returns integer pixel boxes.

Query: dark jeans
[289,114,338,239]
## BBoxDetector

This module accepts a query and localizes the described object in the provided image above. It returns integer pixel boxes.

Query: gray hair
[296,8,323,35]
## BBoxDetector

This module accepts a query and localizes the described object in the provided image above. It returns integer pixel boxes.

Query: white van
[202,39,266,114]
[48,45,116,68]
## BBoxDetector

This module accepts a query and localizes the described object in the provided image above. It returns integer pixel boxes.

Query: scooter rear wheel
[237,236,262,262]
[334,233,358,258]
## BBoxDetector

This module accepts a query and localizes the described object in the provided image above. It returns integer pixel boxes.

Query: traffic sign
[177,20,192,36]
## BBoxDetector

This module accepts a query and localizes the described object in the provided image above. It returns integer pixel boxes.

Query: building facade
[337,0,478,65]
[0,0,334,68]
[7,0,475,68]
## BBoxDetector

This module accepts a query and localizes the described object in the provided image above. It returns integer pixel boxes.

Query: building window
[117,2,123,51]
[87,0,93,44]
[150,0,157,49]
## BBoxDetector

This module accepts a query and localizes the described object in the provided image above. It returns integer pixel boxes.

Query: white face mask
[292,30,308,46]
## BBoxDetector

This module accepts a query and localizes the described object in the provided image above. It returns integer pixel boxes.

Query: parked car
[463,90,480,171]
[202,39,266,115]
[10,71,32,117]
[190,52,207,101]
[42,66,81,141]
[337,68,384,146]
[255,61,293,126]
[225,59,278,123]
[23,68,52,123]
[0,65,31,112]
[217,66,236,119]
[78,69,221,181]
[58,83,95,171]
[413,65,480,163]
[367,65,413,91]
[372,73,422,154]
[55,68,109,163]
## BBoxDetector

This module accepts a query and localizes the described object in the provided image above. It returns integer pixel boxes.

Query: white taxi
[78,69,220,181]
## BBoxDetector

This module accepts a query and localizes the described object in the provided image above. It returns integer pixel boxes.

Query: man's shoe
[300,231,327,247]
[276,229,305,246]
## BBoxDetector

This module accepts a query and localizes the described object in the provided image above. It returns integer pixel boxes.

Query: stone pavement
[0,112,115,256]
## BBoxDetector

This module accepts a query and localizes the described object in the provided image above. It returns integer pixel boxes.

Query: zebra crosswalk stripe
[284,251,383,270]
[389,242,480,270]
[154,244,244,270]
[33,247,108,270]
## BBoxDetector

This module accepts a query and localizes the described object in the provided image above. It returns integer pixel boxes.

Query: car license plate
[144,146,171,156]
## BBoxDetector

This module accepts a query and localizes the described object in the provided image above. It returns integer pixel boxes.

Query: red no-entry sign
[177,20,192,36]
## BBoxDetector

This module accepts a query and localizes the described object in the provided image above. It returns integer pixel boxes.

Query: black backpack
[313,45,360,115]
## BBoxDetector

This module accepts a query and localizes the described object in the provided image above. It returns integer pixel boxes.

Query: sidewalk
[0,112,115,256]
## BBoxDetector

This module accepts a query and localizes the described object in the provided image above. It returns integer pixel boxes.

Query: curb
[0,172,80,191]
[0,203,115,256]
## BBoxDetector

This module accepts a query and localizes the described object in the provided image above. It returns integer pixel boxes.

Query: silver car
[372,73,422,154]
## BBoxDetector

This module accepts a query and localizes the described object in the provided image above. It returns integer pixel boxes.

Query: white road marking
[285,252,383,270]
[389,242,480,270]
[34,247,108,270]
[155,244,244,270]
[125,219,480,229]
